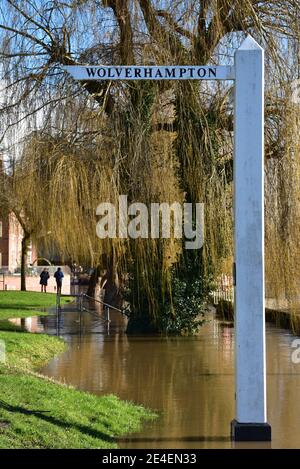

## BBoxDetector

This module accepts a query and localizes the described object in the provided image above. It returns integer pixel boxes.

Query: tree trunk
[87,265,101,298]
[21,232,30,291]
[126,313,159,334]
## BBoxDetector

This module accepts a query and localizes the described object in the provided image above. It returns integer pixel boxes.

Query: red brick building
[0,213,36,272]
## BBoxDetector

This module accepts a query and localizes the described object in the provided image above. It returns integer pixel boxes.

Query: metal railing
[83,293,122,311]
[82,293,124,324]
[55,292,125,334]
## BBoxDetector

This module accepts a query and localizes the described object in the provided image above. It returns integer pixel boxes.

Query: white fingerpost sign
[232,36,271,442]
[64,35,271,442]
[65,65,234,81]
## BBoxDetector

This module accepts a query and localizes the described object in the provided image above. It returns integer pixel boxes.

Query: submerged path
[19,301,300,449]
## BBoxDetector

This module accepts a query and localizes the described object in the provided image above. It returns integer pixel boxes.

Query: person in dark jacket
[54,267,64,295]
[40,268,50,293]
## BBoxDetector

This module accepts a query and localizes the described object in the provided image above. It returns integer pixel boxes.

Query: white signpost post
[232,36,271,442]
[65,35,271,442]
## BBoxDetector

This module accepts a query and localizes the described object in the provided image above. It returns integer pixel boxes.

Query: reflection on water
[18,303,300,449]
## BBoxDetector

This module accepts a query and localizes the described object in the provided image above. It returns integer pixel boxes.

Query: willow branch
[6,0,54,41]
[104,0,135,64]
[0,23,51,52]
[155,9,195,40]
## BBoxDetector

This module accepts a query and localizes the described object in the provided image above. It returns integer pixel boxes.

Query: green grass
[0,291,69,321]
[0,330,66,370]
[0,292,155,448]
[0,291,70,331]
[0,369,154,449]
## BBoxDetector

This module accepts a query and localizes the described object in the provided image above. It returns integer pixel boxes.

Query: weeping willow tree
[265,80,300,309]
[0,1,300,331]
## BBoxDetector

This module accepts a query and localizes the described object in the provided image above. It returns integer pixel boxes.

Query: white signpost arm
[64,65,234,81]
[231,35,271,441]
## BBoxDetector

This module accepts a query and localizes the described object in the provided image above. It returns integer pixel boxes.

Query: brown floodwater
[18,301,300,449]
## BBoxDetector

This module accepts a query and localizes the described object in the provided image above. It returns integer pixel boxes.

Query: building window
[0,252,2,268]
[0,221,2,238]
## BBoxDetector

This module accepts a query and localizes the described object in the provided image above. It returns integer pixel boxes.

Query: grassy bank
[0,291,69,333]
[0,292,154,448]
[0,291,68,321]
[213,297,300,336]
[0,370,154,449]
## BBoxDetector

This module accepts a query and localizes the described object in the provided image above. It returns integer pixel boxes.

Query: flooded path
[18,303,300,448]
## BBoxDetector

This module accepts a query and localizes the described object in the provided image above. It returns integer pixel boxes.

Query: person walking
[54,267,64,295]
[39,268,50,293]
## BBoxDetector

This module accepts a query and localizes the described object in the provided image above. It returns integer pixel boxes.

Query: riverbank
[215,298,300,335]
[0,292,154,448]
